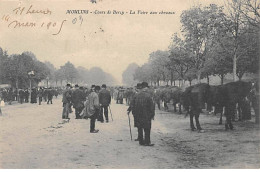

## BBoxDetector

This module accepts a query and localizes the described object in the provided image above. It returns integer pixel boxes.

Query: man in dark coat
[18,89,25,104]
[72,84,86,119]
[43,88,48,102]
[62,84,72,119]
[24,89,29,103]
[131,82,155,146]
[98,84,111,123]
[31,88,37,103]
[38,87,43,105]
[47,88,54,104]
[127,83,142,141]
[7,88,13,105]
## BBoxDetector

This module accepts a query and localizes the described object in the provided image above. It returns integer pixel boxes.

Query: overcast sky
[0,0,223,84]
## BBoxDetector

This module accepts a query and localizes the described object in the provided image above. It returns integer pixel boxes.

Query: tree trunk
[233,52,238,81]
[16,77,18,89]
[189,80,192,86]
[197,71,201,83]
[157,79,160,86]
[170,71,173,86]
[207,74,210,84]
[173,80,175,86]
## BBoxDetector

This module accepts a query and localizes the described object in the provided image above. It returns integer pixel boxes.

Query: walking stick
[108,105,113,121]
[127,112,133,141]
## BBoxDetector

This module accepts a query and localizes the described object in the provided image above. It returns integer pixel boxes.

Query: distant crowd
[0,87,61,105]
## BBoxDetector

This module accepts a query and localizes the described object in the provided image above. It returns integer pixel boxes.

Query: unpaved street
[0,97,259,169]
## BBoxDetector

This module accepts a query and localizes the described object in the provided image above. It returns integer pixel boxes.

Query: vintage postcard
[0,0,259,169]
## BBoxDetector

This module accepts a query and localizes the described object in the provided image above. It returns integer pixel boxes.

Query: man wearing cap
[72,84,86,119]
[62,84,72,119]
[87,85,100,133]
[131,82,155,146]
[98,84,111,123]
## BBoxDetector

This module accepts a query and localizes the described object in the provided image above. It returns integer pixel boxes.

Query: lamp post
[28,71,35,103]
[46,76,49,88]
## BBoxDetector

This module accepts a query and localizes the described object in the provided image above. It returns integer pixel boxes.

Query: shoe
[100,121,104,123]
[139,140,144,145]
[144,143,154,146]
[106,120,109,123]
[134,138,139,141]
[90,129,99,133]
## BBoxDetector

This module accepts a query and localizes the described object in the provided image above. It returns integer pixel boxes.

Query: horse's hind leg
[190,112,196,131]
[173,103,177,112]
[195,111,202,130]
[179,103,182,114]
[164,102,168,111]
[219,112,223,125]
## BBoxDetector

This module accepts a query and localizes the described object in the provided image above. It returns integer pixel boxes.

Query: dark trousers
[39,97,42,105]
[47,98,53,104]
[62,103,70,119]
[90,111,98,132]
[75,107,83,119]
[138,127,151,145]
[25,96,29,103]
[19,97,24,104]
[99,105,108,121]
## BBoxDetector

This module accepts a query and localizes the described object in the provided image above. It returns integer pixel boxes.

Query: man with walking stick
[127,83,142,141]
[129,82,155,146]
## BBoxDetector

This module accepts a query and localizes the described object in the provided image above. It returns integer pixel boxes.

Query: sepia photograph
[0,0,259,169]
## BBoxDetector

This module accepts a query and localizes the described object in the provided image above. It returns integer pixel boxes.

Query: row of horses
[150,81,258,131]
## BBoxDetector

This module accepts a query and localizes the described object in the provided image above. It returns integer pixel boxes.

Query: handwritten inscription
[2,5,175,36]
[13,5,52,15]
[2,5,66,35]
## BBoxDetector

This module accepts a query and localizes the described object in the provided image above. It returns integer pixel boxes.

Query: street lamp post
[28,71,34,103]
[46,77,49,88]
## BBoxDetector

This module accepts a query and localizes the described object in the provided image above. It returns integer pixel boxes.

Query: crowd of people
[60,82,156,146]
[0,87,61,105]
[61,84,112,133]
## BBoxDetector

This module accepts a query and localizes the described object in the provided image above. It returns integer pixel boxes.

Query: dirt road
[0,97,259,168]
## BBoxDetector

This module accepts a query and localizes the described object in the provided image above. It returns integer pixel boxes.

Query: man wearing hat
[72,84,86,119]
[131,82,155,146]
[98,84,111,123]
[87,85,100,133]
[47,87,54,105]
[62,84,72,119]
[127,83,142,141]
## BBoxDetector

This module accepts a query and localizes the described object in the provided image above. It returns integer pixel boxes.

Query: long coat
[87,91,100,117]
[132,89,155,129]
[72,89,85,109]
[99,89,111,106]
[62,89,72,104]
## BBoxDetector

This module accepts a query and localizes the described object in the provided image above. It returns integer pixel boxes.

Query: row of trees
[133,0,259,86]
[0,48,116,88]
